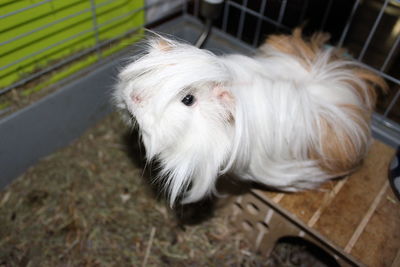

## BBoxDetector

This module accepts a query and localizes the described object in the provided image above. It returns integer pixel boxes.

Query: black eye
[181,94,195,106]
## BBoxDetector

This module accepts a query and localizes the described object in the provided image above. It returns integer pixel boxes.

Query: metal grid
[185,0,400,143]
[0,0,184,96]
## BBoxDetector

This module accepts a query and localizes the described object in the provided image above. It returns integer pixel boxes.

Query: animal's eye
[181,94,195,106]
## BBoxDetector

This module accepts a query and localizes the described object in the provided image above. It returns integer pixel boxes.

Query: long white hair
[113,30,385,206]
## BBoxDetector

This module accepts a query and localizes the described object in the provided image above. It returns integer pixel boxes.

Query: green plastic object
[0,0,145,91]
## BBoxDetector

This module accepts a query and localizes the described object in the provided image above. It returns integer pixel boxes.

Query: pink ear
[213,85,235,120]
[154,38,172,51]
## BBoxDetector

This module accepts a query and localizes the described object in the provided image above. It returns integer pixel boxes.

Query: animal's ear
[150,37,173,51]
[212,84,235,121]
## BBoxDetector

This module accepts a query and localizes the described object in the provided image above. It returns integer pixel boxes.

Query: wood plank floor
[256,141,399,266]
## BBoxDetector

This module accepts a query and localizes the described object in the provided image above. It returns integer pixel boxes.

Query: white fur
[113,37,374,206]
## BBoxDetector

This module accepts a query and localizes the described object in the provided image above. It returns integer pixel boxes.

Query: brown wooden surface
[257,140,399,266]
[351,186,400,267]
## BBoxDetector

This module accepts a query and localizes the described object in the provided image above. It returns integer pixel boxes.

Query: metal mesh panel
[185,0,400,139]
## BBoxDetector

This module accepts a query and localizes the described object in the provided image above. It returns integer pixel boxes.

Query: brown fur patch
[262,28,387,176]
[351,68,387,108]
[261,28,335,67]
[262,28,386,107]
[309,105,370,175]
[156,39,172,51]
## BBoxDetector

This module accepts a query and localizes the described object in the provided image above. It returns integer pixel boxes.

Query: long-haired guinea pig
[113,29,386,206]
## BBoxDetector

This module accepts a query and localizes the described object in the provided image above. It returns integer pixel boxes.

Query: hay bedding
[0,112,265,266]
[0,112,330,266]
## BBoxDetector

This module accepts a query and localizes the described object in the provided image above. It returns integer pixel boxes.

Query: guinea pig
[113,29,386,206]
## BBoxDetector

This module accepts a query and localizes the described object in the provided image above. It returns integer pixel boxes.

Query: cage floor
[0,112,256,266]
[252,140,400,266]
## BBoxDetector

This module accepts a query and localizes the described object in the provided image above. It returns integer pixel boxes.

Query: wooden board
[252,140,400,266]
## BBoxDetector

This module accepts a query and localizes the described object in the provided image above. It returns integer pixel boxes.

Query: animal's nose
[130,92,142,103]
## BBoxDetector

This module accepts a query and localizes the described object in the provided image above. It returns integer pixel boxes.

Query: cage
[0,0,399,266]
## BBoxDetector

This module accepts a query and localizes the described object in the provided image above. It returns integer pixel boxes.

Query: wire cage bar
[0,0,53,20]
[357,0,391,61]
[185,0,400,145]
